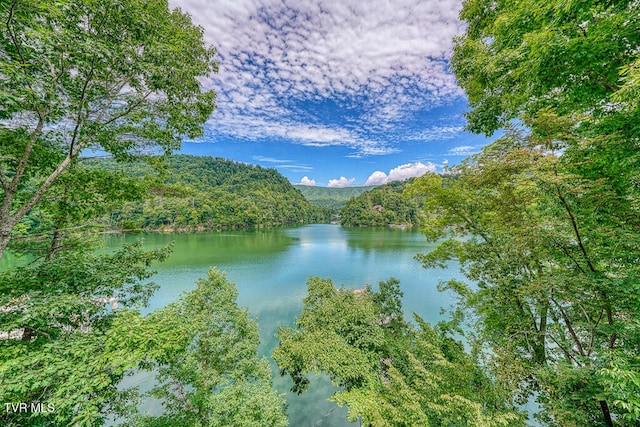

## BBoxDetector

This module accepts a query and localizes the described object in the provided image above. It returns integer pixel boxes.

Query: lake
[104,224,464,426]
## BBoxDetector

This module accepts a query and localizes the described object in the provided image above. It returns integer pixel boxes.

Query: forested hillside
[293,185,375,210]
[339,180,424,227]
[98,155,330,230]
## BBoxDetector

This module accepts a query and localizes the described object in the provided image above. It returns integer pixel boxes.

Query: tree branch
[87,77,132,126]
[101,90,153,127]
[0,163,8,191]
[587,68,618,93]
[9,116,45,194]
[552,171,618,350]
[550,296,586,357]
[5,0,26,65]
[586,309,604,357]
[546,331,580,366]
[11,141,85,223]
[553,181,597,273]
[70,57,97,157]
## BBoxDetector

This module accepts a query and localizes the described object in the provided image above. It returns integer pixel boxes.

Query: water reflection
[7,224,463,426]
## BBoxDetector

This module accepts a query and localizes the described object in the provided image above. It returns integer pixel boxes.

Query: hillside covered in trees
[101,155,331,230]
[339,180,424,227]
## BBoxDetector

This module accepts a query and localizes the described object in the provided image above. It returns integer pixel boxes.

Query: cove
[105,224,463,426]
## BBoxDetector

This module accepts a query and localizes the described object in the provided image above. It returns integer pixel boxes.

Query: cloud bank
[297,176,317,186]
[170,0,466,155]
[328,176,356,188]
[365,162,435,185]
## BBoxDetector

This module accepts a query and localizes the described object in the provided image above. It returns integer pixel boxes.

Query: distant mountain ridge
[293,185,377,210]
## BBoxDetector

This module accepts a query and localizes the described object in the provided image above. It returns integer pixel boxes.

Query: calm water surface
[103,224,463,426]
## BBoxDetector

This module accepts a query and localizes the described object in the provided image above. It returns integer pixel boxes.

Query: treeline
[99,155,331,231]
[339,180,424,227]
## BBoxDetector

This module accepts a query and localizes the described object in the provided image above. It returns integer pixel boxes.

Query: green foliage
[340,180,424,227]
[275,277,523,426]
[10,163,148,257]
[0,243,171,426]
[129,269,288,427]
[0,0,217,256]
[448,2,640,424]
[0,0,216,147]
[408,125,640,425]
[451,0,640,136]
[1,3,291,425]
[0,258,289,426]
[97,155,330,231]
[600,351,640,423]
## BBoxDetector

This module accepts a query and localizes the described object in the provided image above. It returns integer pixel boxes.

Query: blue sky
[169,0,495,187]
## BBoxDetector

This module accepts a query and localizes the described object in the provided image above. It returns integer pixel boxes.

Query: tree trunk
[534,304,548,365]
[0,151,78,259]
[599,400,613,427]
[0,219,15,259]
[21,326,34,342]
[45,229,64,261]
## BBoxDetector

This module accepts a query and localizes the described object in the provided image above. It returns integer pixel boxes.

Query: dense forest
[293,184,375,211]
[1,0,638,426]
[407,0,640,425]
[339,180,424,227]
[97,155,330,231]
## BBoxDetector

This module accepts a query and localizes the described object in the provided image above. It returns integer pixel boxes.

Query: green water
[1,225,462,425]
[102,224,463,426]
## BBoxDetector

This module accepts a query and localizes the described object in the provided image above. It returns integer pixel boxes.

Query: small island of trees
[339,180,425,227]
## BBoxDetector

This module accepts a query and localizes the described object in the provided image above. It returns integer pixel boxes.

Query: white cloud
[277,164,313,171]
[448,145,480,156]
[252,155,314,172]
[253,155,291,163]
[364,171,388,186]
[287,126,351,144]
[298,176,317,186]
[365,162,435,185]
[407,126,465,142]
[169,0,466,156]
[327,176,356,188]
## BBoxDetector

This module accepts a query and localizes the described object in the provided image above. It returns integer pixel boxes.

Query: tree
[275,276,523,426]
[0,242,171,426]
[340,181,424,227]
[0,0,218,257]
[408,125,640,425]
[446,2,640,424]
[451,0,639,136]
[450,0,640,221]
[9,164,148,259]
[129,269,288,427]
